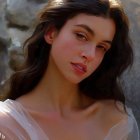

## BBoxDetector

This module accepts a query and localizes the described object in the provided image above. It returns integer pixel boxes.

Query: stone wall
[121,0,140,128]
[0,0,48,95]
[0,0,140,130]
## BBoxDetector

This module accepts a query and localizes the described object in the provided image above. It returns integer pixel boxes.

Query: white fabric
[0,99,139,140]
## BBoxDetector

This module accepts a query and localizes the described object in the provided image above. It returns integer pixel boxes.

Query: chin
[66,76,86,85]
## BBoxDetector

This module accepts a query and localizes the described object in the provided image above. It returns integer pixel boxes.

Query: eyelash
[74,32,109,52]
[75,32,88,41]
[97,45,107,52]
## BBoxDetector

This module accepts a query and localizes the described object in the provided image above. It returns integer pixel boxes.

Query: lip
[71,62,87,74]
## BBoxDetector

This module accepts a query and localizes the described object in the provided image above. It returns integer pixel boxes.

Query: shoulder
[0,99,30,125]
[0,100,19,139]
[0,99,22,128]
[0,100,30,139]
[89,100,128,131]
[96,100,139,140]
[0,99,19,118]
[99,100,127,124]
[99,100,127,119]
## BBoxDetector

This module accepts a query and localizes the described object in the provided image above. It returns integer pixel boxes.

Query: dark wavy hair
[4,0,133,105]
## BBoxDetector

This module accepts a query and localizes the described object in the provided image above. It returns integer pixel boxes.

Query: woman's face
[45,14,116,84]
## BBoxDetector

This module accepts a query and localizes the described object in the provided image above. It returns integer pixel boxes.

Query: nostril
[82,55,87,59]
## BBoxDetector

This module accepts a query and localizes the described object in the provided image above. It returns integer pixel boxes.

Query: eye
[96,45,108,52]
[75,32,88,41]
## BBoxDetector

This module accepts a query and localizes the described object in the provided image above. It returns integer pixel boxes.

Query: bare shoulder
[100,99,127,117]
[98,100,128,128]
[83,99,128,139]
[85,99,128,125]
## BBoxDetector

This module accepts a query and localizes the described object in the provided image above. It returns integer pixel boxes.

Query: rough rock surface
[0,0,10,85]
[121,0,140,127]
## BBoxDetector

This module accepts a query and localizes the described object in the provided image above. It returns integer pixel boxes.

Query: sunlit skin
[16,14,127,140]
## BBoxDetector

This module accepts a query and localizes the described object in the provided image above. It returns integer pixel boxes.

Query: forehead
[64,14,116,41]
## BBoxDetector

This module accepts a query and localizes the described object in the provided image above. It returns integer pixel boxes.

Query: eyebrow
[74,24,112,45]
[75,24,94,36]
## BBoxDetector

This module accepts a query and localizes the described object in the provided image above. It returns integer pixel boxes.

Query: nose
[81,44,96,62]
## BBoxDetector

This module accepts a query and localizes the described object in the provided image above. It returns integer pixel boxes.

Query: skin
[16,14,127,140]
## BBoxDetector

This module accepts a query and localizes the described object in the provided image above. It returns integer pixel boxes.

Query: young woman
[0,0,139,139]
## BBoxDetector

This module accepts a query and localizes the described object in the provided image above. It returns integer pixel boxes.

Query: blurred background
[0,0,140,131]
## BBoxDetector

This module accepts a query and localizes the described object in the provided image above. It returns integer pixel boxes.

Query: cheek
[51,35,80,59]
[98,54,105,64]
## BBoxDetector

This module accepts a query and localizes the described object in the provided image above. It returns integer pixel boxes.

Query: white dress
[0,99,139,140]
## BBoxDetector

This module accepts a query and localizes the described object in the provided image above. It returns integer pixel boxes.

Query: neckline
[4,99,132,140]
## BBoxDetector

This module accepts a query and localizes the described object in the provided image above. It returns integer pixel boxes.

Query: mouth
[71,62,87,74]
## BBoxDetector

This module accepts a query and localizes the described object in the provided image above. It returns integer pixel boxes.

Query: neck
[26,58,83,115]
[38,72,81,111]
